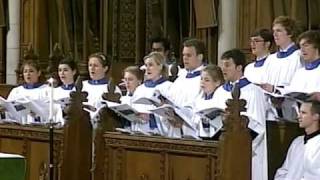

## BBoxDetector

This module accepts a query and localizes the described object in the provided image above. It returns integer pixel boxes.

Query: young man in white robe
[274,100,320,180]
[277,30,320,95]
[244,28,274,84]
[165,38,206,138]
[212,49,268,180]
[260,16,303,121]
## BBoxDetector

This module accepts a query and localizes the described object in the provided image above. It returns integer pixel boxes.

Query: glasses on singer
[249,40,265,44]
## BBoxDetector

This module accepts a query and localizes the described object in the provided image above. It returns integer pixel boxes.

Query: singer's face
[23,65,41,84]
[298,102,318,130]
[200,71,221,95]
[123,72,140,93]
[299,38,320,62]
[182,46,202,71]
[144,57,162,81]
[88,57,108,80]
[58,64,76,85]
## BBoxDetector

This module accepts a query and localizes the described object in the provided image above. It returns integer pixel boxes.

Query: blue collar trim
[186,70,201,78]
[23,83,43,89]
[144,77,167,88]
[61,83,75,90]
[305,58,320,70]
[276,45,298,58]
[204,92,214,100]
[222,78,251,92]
[254,57,267,67]
[88,78,108,85]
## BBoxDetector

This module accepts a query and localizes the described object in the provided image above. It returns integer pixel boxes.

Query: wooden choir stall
[0,81,301,180]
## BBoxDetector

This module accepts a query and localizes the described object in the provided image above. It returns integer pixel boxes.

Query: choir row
[1,15,320,180]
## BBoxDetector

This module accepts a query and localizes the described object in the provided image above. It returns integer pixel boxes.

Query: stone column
[6,0,20,84]
[217,0,238,65]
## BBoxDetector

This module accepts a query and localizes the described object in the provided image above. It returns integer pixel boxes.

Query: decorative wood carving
[94,79,121,180]
[112,0,136,62]
[61,77,92,180]
[0,124,63,180]
[103,132,218,180]
[47,43,64,82]
[218,84,251,180]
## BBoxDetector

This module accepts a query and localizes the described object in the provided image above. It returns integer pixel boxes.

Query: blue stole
[254,56,267,67]
[276,45,298,58]
[61,83,75,90]
[305,58,320,70]
[23,83,43,89]
[222,78,251,92]
[149,114,157,129]
[88,78,108,85]
[186,70,201,78]
[144,77,167,88]
[128,92,133,97]
[204,92,214,100]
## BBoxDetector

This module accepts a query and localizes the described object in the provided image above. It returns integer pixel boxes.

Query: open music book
[264,91,311,103]
[196,107,224,120]
[108,104,145,123]
[0,96,52,124]
[0,97,28,123]
[132,90,175,107]
[283,92,311,103]
[149,104,195,131]
[196,107,224,138]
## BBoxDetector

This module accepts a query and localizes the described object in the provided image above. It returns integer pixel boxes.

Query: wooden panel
[169,154,212,180]
[0,138,25,154]
[0,84,16,98]
[193,0,217,28]
[29,142,49,180]
[126,151,162,180]
[102,132,219,180]
[0,124,63,180]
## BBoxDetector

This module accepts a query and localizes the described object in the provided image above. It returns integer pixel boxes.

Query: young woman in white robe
[274,100,320,180]
[119,66,143,130]
[51,58,78,125]
[260,16,303,121]
[131,52,172,136]
[81,52,121,120]
[212,49,268,180]
[183,64,224,139]
[6,60,48,123]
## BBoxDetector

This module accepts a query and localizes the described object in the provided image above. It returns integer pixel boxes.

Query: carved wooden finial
[61,77,92,180]
[23,43,39,61]
[47,43,64,81]
[49,43,64,60]
[218,83,251,180]
[102,78,121,103]
[74,75,83,93]
[108,78,116,93]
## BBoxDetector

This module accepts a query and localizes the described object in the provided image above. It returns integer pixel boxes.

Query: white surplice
[281,64,320,94]
[274,134,320,180]
[131,79,172,136]
[212,78,268,180]
[244,56,269,84]
[7,84,48,123]
[261,46,302,121]
[165,65,204,138]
